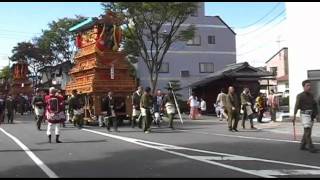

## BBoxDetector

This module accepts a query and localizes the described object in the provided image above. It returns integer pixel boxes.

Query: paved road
[1,113,320,178]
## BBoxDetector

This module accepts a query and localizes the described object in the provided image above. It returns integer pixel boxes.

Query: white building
[286,3,320,116]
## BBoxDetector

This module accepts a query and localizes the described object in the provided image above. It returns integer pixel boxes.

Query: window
[186,36,201,46]
[208,35,215,44]
[181,70,190,77]
[199,63,214,73]
[285,83,289,88]
[159,63,169,73]
[308,70,320,79]
[270,67,278,76]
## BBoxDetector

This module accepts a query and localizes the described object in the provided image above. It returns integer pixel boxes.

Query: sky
[205,2,287,67]
[0,2,287,68]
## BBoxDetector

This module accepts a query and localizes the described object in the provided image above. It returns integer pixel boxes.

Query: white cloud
[235,17,288,67]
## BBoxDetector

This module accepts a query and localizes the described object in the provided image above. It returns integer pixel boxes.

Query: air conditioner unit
[181,70,190,77]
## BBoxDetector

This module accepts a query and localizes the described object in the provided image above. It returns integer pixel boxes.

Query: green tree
[164,80,188,113]
[9,42,46,85]
[0,66,10,79]
[35,16,86,65]
[0,66,11,92]
[102,2,197,93]
[165,80,182,99]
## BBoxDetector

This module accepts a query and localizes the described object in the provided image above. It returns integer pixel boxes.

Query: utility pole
[276,35,284,58]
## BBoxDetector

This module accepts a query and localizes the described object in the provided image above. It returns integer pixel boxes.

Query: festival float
[65,12,137,124]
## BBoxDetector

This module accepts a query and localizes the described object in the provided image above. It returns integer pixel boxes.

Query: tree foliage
[0,66,10,79]
[9,42,46,84]
[102,2,198,93]
[34,16,86,65]
[165,80,182,99]
[9,16,86,86]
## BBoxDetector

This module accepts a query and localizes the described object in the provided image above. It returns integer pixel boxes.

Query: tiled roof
[187,62,273,88]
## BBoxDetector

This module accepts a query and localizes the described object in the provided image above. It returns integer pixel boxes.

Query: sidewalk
[178,113,320,138]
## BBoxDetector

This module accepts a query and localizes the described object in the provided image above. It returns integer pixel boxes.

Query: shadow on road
[0,149,52,152]
[61,140,108,144]
[35,140,107,145]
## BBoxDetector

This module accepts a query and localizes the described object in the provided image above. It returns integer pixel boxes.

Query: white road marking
[190,156,256,161]
[248,170,320,176]
[82,129,274,178]
[83,128,320,177]
[178,129,320,145]
[0,128,58,178]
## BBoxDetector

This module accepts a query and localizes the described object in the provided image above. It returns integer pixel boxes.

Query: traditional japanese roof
[38,61,73,73]
[188,62,273,88]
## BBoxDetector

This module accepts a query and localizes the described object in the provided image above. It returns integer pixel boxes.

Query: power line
[0,36,25,40]
[237,16,287,50]
[235,2,281,29]
[236,9,286,36]
[237,38,287,58]
[237,43,271,57]
[0,29,41,35]
[237,36,287,57]
[0,33,36,38]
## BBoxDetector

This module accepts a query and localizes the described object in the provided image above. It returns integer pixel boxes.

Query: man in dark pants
[32,89,45,130]
[104,91,119,132]
[0,94,5,123]
[293,80,318,153]
[140,87,153,133]
[68,90,84,129]
[240,87,256,129]
[226,86,240,132]
[255,93,266,123]
[6,94,15,124]
[131,86,143,128]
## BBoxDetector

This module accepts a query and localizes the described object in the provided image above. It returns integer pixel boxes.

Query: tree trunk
[149,72,158,95]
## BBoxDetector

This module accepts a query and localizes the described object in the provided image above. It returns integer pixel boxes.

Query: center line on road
[0,128,58,178]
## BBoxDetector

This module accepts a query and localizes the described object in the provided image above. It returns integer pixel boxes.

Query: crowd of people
[214,86,279,131]
[0,85,183,142]
[0,80,318,153]
[211,86,281,131]
[0,93,33,124]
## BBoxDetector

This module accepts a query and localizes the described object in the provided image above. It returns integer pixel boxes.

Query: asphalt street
[1,113,320,178]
